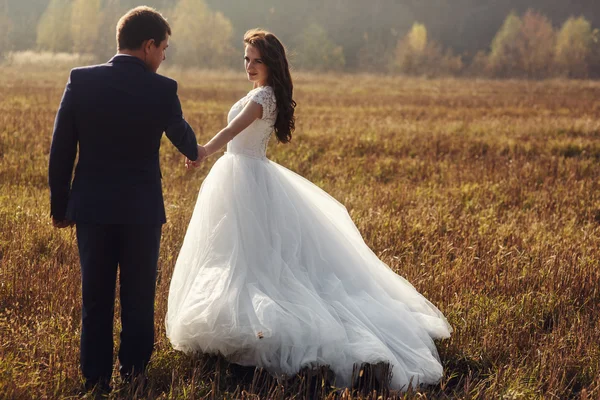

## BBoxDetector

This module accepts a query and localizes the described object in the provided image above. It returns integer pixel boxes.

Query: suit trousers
[76,223,162,384]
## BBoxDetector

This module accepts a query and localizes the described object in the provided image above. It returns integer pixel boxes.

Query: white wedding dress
[166,86,452,390]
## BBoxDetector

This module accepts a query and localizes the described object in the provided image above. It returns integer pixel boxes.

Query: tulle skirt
[166,152,452,390]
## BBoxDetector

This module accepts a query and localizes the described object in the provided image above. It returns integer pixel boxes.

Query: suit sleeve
[48,72,78,220]
[165,82,199,161]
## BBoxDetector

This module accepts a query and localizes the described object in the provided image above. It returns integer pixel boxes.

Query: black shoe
[120,370,149,394]
[84,378,111,398]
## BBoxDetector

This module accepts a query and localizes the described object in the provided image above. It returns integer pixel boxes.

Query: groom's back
[71,56,175,175]
[63,55,183,224]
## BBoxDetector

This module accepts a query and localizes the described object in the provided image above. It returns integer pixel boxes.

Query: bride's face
[244,45,268,87]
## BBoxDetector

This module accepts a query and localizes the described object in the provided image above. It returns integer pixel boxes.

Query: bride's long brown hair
[243,29,296,144]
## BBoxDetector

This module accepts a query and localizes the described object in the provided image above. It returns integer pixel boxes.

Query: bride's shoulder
[246,86,276,120]
[250,85,275,103]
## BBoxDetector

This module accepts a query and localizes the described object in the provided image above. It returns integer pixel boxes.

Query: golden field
[0,66,599,399]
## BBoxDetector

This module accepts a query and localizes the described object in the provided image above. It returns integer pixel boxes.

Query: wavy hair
[243,29,296,143]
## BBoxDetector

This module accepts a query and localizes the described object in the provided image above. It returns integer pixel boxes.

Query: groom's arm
[48,72,78,224]
[164,82,199,161]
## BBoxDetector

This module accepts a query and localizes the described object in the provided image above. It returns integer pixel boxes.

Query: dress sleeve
[250,86,277,122]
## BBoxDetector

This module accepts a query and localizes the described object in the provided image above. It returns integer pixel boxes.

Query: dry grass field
[1,66,600,399]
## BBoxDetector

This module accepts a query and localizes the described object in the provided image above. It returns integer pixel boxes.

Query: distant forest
[1,0,599,78]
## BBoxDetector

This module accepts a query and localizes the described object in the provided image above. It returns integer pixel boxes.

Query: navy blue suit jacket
[48,55,199,224]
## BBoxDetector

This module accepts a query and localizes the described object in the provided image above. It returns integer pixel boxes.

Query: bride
[166,29,452,391]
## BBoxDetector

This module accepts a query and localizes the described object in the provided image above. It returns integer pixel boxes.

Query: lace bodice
[226,86,277,160]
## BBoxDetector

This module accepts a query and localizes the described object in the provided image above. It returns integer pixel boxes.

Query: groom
[48,6,202,393]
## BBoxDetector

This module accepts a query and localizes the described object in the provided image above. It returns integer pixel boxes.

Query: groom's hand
[52,217,74,228]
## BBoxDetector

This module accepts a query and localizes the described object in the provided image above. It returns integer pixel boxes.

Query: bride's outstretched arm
[203,100,263,157]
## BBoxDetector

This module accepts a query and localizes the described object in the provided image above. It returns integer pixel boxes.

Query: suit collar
[108,54,148,71]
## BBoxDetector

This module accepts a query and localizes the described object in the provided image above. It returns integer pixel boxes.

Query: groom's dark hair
[116,6,171,51]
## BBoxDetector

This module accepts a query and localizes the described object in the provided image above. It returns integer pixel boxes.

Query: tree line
[1,0,599,78]
[394,11,600,79]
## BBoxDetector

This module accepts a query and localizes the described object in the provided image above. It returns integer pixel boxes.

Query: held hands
[185,144,208,170]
